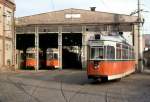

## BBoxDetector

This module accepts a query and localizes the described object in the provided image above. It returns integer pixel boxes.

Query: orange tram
[26,47,59,69]
[26,48,43,69]
[87,34,136,81]
[46,48,59,68]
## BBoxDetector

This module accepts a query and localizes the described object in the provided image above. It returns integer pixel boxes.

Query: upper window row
[90,44,135,60]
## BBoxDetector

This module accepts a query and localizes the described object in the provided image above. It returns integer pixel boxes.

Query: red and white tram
[87,34,136,81]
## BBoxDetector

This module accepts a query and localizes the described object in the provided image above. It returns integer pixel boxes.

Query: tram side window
[116,43,122,59]
[129,47,132,59]
[122,49,128,59]
[125,49,128,59]
[107,46,115,59]
[116,48,122,59]
[122,45,128,59]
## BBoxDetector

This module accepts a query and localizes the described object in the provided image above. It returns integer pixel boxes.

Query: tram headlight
[94,61,99,69]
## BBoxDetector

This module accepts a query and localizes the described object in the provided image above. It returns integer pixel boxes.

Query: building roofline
[16,8,137,18]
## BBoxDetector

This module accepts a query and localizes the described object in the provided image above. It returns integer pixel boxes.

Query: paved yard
[0,69,150,102]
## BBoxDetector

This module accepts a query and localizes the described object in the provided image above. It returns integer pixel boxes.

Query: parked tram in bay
[87,34,136,81]
[26,47,43,69]
[46,48,59,68]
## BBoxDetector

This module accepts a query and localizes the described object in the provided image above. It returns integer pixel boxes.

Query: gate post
[58,26,62,69]
[82,26,87,70]
[35,26,39,71]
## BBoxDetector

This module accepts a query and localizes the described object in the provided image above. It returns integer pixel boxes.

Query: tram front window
[47,53,53,60]
[54,53,58,60]
[27,53,35,58]
[91,47,104,59]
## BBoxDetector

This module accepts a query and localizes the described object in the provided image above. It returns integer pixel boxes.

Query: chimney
[90,7,96,11]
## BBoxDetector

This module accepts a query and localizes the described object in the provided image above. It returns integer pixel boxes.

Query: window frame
[90,46,105,60]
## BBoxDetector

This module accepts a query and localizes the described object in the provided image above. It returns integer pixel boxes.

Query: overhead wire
[98,0,112,12]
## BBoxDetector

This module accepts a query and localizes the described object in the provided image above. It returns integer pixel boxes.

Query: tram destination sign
[89,41,103,46]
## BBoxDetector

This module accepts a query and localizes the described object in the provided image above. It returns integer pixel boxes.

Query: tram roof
[101,35,125,42]
[46,48,58,52]
[26,47,42,52]
[89,35,131,46]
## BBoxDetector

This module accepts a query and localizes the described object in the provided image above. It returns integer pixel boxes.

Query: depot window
[65,14,81,19]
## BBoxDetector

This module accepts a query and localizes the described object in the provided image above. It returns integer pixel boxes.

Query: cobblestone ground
[0,69,150,102]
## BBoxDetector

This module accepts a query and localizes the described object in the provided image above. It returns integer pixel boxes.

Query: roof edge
[16,8,137,19]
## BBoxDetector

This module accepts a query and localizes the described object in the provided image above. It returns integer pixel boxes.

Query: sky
[15,0,150,34]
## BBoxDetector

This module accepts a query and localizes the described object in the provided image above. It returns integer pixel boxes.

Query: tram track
[104,85,129,102]
[59,73,86,102]
[2,70,145,102]
[105,89,108,102]
[6,74,41,102]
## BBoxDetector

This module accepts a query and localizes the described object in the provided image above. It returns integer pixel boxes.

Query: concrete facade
[0,0,15,71]
[143,34,150,50]
[16,8,139,70]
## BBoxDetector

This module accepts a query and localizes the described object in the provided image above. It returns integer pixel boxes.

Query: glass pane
[28,53,35,58]
[125,49,128,59]
[117,48,121,59]
[54,53,58,59]
[91,47,103,59]
[107,46,115,59]
[91,48,96,59]
[47,53,53,60]
[122,49,125,59]
[98,48,104,59]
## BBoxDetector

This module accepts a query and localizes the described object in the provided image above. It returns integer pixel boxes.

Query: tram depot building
[15,8,139,70]
[0,0,15,71]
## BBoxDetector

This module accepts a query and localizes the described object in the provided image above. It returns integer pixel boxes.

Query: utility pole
[137,0,143,72]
